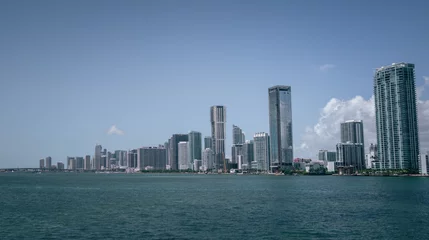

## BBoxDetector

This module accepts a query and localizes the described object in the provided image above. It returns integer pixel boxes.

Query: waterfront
[1,173,429,239]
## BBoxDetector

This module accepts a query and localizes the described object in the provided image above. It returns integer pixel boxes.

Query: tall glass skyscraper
[210,106,226,172]
[268,85,293,171]
[188,131,202,164]
[374,63,419,171]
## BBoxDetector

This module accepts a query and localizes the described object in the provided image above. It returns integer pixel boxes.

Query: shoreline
[1,170,429,177]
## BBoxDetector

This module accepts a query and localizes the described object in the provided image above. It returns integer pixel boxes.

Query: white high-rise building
[418,153,428,175]
[178,142,189,170]
[374,63,419,171]
[202,148,215,171]
[253,132,270,172]
[365,144,377,169]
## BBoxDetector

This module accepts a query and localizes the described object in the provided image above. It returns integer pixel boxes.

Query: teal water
[1,173,429,240]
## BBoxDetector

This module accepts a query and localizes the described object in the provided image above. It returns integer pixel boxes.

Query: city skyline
[1,1,429,168]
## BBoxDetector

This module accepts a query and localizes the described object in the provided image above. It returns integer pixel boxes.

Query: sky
[0,0,429,168]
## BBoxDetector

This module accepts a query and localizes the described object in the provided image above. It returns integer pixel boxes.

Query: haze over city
[1,0,429,168]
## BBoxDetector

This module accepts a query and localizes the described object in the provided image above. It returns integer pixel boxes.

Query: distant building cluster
[317,63,425,175]
[38,63,428,175]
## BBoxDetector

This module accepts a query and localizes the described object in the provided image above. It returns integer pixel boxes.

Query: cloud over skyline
[319,64,336,71]
[107,125,124,135]
[296,77,429,158]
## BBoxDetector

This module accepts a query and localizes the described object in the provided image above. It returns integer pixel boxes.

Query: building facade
[127,149,138,168]
[76,157,84,170]
[57,162,64,170]
[67,157,75,170]
[253,132,270,171]
[178,141,189,170]
[137,146,167,170]
[210,106,226,172]
[232,125,245,145]
[168,134,189,170]
[365,143,378,169]
[318,150,336,162]
[84,155,91,170]
[39,159,44,169]
[188,131,202,166]
[268,85,293,171]
[202,148,215,171]
[94,144,102,170]
[374,63,420,171]
[231,144,243,164]
[204,136,213,150]
[341,120,364,145]
[418,153,428,175]
[243,140,254,169]
[336,143,365,171]
[114,150,128,167]
[336,120,366,171]
[45,156,52,169]
[69,158,77,170]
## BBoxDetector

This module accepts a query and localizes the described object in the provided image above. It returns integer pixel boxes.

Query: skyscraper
[253,132,270,171]
[67,157,75,170]
[231,144,243,164]
[115,150,127,167]
[202,148,215,171]
[76,157,84,170]
[45,156,52,169]
[127,149,138,168]
[336,120,366,171]
[137,146,167,170]
[70,158,77,170]
[341,120,364,144]
[84,155,91,170]
[188,131,202,165]
[204,136,213,150]
[366,144,378,169]
[210,106,226,172]
[168,134,189,170]
[268,85,293,171]
[232,125,245,145]
[336,143,365,171]
[243,140,254,169]
[39,159,44,169]
[94,144,102,170]
[178,141,189,170]
[57,162,64,170]
[374,63,419,171]
[164,141,169,169]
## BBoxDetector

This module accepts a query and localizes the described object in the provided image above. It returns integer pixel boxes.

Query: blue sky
[1,0,429,168]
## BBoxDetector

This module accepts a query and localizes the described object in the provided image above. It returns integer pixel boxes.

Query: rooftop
[376,62,414,71]
[268,85,291,91]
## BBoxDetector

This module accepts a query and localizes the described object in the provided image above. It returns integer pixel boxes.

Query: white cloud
[319,64,336,71]
[297,78,429,158]
[424,76,429,85]
[107,125,124,135]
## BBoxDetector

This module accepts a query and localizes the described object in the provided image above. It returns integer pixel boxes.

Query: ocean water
[1,173,429,240]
